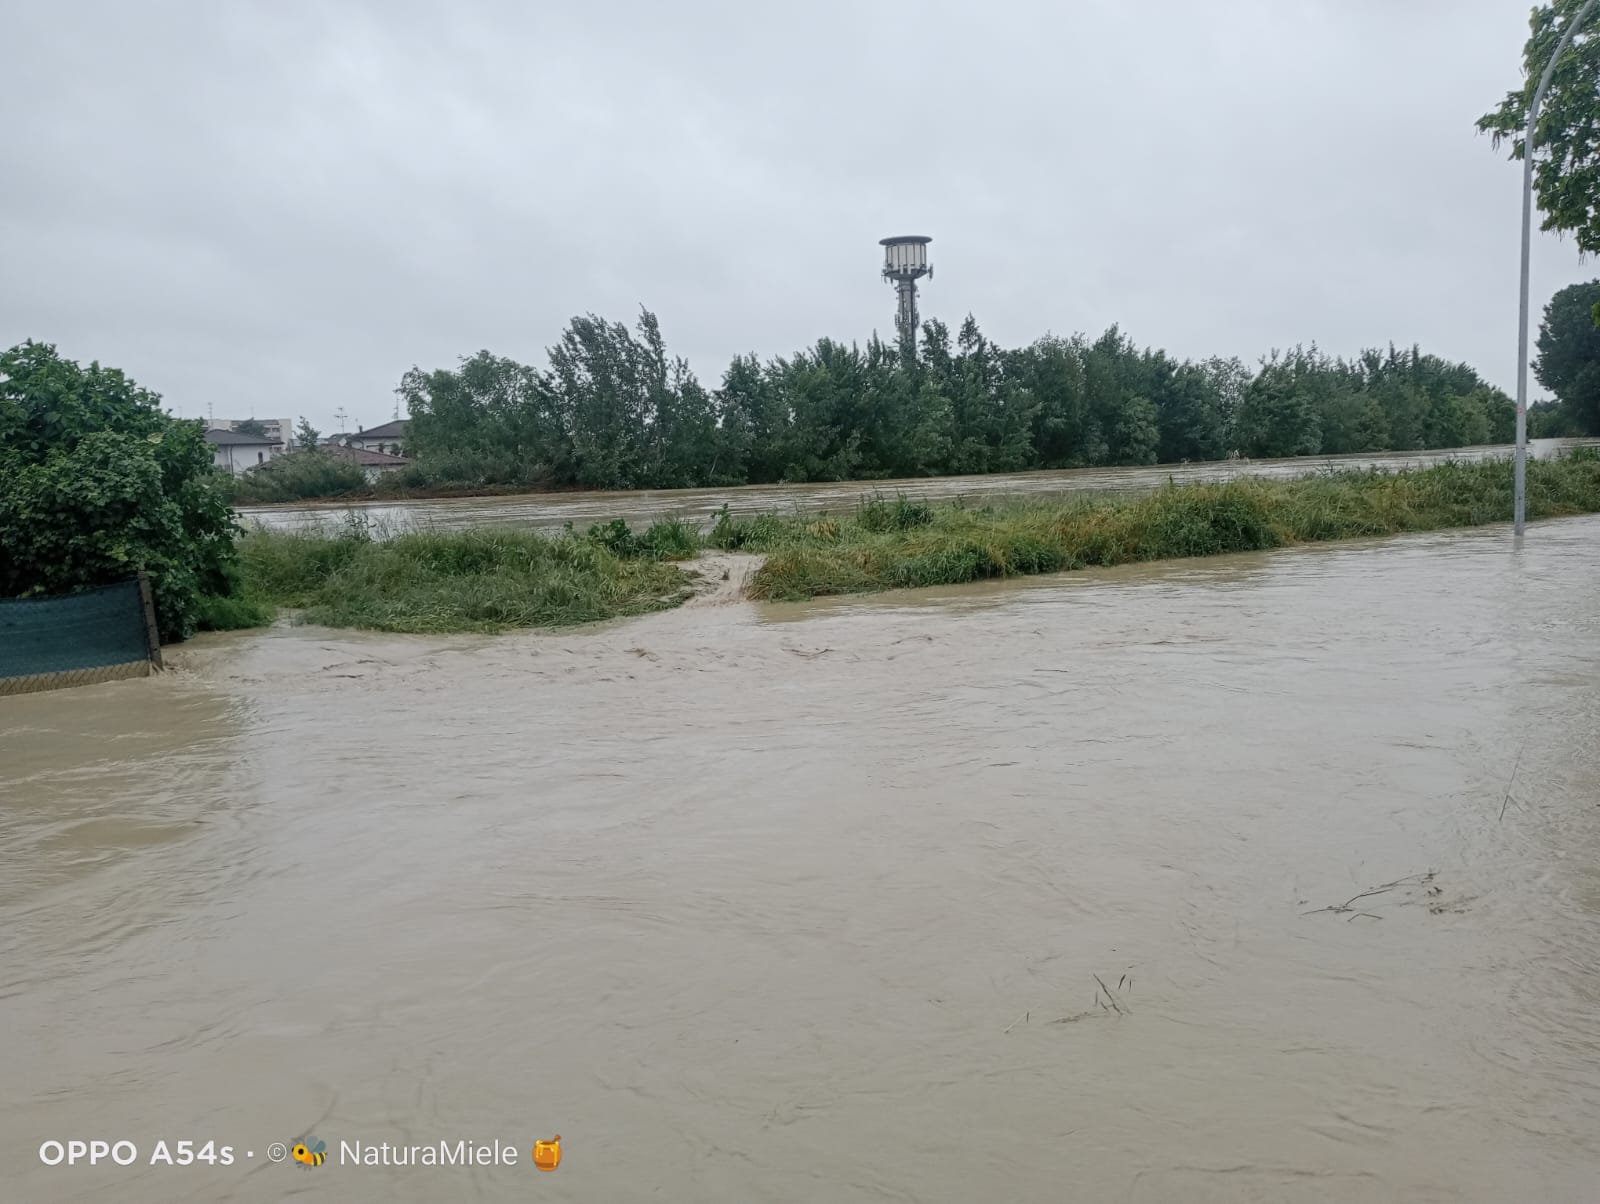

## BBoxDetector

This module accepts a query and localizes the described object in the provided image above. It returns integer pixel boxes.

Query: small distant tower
[880,235,932,346]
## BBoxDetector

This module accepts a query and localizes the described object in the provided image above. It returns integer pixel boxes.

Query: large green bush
[0,340,239,640]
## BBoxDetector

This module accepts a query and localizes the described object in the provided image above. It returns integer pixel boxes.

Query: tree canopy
[1478,0,1600,254]
[0,341,239,640]
[1535,280,1600,432]
[395,309,1520,493]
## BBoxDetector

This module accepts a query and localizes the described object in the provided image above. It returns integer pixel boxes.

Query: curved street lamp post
[1516,0,1599,535]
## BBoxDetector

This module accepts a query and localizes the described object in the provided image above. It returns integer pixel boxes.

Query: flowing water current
[240,438,1600,535]
[4,514,1600,1201]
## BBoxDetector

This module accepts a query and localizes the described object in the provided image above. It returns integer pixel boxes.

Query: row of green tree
[396,313,1525,491]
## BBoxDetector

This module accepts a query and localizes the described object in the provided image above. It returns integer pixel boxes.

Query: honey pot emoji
[533,1135,561,1172]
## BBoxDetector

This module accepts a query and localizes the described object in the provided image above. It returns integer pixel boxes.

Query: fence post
[136,571,164,670]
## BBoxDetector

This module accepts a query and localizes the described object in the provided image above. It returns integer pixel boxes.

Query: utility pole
[1514,0,1599,536]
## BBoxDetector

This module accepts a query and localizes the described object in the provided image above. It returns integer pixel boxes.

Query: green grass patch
[215,454,1600,631]
[743,455,1600,600]
[193,592,278,631]
[235,526,693,633]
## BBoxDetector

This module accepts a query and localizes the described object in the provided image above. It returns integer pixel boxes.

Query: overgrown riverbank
[232,524,697,633]
[223,454,1600,632]
[732,453,1600,599]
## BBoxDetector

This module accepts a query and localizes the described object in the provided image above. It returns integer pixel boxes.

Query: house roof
[350,419,408,439]
[205,428,281,446]
[324,444,411,467]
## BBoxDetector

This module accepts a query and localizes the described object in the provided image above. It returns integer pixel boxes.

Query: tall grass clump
[706,504,795,551]
[856,493,935,533]
[745,454,1600,600]
[235,526,692,633]
[229,453,369,503]
[581,516,702,560]
[193,592,278,631]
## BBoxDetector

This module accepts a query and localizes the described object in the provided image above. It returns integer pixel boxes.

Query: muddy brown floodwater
[4,518,1600,1202]
[241,438,1600,535]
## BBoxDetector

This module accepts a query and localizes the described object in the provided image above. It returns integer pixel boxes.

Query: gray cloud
[0,0,1588,433]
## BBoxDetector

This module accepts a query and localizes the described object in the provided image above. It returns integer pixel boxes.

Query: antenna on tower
[334,407,349,435]
[879,235,933,348]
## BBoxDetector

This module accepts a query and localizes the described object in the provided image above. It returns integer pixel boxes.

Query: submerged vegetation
[235,522,695,633]
[740,453,1600,600]
[228,449,369,504]
[228,453,1600,633]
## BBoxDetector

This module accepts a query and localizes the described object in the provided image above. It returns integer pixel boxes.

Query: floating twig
[1499,741,1526,822]
[1303,872,1435,917]
[1092,973,1126,1016]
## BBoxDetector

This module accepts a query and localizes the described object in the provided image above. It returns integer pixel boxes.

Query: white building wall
[211,443,281,474]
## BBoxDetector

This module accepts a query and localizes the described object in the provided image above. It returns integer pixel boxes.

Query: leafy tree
[1528,398,1580,436]
[1010,335,1090,468]
[938,315,1037,474]
[294,416,322,452]
[234,417,268,437]
[1109,394,1160,464]
[386,308,1519,493]
[1155,362,1230,463]
[714,353,779,483]
[1478,1,1600,255]
[549,313,654,489]
[0,341,238,640]
[1236,350,1323,458]
[1317,383,1388,455]
[1534,280,1600,432]
[400,351,566,487]
[1200,357,1251,451]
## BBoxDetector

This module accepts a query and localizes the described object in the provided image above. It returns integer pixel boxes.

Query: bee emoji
[291,1137,327,1167]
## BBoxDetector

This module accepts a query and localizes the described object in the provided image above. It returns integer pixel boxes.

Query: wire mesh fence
[0,576,162,697]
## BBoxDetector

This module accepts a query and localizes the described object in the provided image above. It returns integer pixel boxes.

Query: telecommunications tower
[879,235,932,346]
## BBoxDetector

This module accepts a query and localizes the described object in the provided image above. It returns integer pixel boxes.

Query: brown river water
[241,438,1600,535]
[4,516,1600,1201]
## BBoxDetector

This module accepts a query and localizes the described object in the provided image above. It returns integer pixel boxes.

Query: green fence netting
[0,578,158,696]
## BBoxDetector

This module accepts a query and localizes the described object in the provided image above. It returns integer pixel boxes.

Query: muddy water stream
[241,438,1600,535]
[4,518,1600,1201]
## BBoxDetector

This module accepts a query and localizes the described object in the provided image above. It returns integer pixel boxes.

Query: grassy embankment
[221,453,1600,633]
[226,518,698,633]
[736,452,1600,599]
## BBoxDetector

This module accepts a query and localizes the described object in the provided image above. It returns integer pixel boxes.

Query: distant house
[209,417,292,445]
[347,420,409,456]
[323,443,412,484]
[206,427,282,474]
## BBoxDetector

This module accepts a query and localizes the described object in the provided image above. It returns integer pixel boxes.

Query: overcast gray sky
[1,0,1591,434]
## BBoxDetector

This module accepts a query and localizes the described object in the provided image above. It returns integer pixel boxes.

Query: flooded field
[4,516,1600,1201]
[241,438,1600,535]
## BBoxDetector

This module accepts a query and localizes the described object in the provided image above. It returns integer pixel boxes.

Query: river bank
[236,437,1600,536]
[225,454,1600,633]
